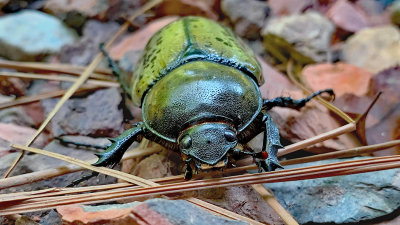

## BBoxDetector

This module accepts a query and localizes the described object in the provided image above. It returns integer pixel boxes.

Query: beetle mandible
[96,16,334,180]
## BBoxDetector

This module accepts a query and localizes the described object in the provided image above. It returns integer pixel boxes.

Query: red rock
[57,203,139,225]
[302,63,373,97]
[326,0,369,33]
[0,123,47,152]
[130,204,173,225]
[110,17,179,60]
[155,0,219,20]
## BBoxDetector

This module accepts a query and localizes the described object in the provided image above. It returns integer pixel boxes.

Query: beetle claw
[255,157,283,172]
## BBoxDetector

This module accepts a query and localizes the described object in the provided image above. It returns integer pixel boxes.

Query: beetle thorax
[142,61,262,143]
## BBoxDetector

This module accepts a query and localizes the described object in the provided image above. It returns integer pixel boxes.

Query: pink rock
[326,0,369,32]
[268,0,313,16]
[44,0,108,19]
[0,123,47,152]
[302,62,373,97]
[110,17,179,60]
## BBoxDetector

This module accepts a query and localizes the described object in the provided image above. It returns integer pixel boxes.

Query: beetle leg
[256,111,283,172]
[99,43,122,78]
[263,89,334,110]
[184,158,193,180]
[93,122,144,167]
[56,136,109,150]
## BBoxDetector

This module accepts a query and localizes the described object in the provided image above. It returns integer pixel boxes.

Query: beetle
[96,16,334,180]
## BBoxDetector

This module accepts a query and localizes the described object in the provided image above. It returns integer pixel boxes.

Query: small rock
[355,0,391,26]
[58,199,249,225]
[268,0,313,16]
[0,123,47,152]
[198,186,285,225]
[302,62,373,97]
[326,0,369,33]
[262,11,335,62]
[0,106,36,127]
[131,149,182,179]
[155,0,219,20]
[110,16,178,60]
[221,0,270,39]
[366,66,400,155]
[41,88,124,137]
[43,0,109,20]
[265,157,400,224]
[342,25,400,74]
[0,10,78,61]
[60,20,120,65]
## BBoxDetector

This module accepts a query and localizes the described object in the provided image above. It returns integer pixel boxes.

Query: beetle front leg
[93,122,144,167]
[263,89,334,110]
[255,111,283,172]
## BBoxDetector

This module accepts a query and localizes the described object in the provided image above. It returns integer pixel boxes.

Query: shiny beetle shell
[122,16,263,107]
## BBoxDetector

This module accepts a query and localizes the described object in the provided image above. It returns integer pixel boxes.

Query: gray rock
[265,157,400,224]
[60,20,120,65]
[41,88,124,137]
[221,0,270,39]
[342,25,400,74]
[145,199,249,225]
[0,10,78,61]
[262,11,334,62]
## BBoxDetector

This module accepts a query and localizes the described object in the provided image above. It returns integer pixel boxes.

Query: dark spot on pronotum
[224,42,232,47]
[215,37,223,42]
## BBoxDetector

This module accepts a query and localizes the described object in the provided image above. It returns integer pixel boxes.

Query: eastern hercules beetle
[93,16,334,180]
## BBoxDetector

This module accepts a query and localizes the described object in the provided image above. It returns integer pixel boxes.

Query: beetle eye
[224,130,236,142]
[180,136,192,149]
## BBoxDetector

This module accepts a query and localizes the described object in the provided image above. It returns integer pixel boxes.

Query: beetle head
[178,122,237,171]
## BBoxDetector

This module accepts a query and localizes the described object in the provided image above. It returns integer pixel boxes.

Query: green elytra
[89,16,334,180]
[120,16,263,107]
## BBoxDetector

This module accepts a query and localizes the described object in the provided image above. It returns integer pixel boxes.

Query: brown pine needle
[0,146,162,190]
[0,87,101,110]
[278,123,356,156]
[2,0,163,179]
[0,71,119,87]
[282,139,400,166]
[10,144,157,187]
[0,60,112,80]
[1,155,399,216]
